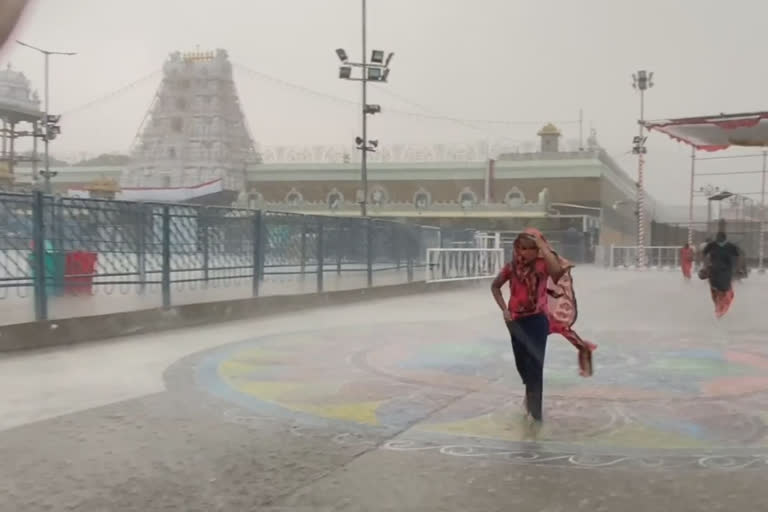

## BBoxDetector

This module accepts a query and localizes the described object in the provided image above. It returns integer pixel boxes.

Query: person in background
[680,242,694,280]
[702,231,741,318]
[491,228,595,425]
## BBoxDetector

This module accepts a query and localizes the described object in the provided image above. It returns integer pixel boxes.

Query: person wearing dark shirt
[702,232,740,318]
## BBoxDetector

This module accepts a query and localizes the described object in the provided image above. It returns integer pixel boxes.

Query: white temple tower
[123,49,257,200]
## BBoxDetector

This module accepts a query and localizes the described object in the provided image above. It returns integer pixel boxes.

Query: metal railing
[0,191,473,323]
[609,245,681,269]
[426,248,504,283]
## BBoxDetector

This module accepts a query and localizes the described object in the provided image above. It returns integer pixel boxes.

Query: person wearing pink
[680,243,694,280]
[491,228,595,423]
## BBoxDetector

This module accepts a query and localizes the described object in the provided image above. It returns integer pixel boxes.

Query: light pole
[699,185,731,235]
[760,151,767,271]
[336,0,393,216]
[17,40,75,194]
[688,147,696,246]
[632,70,653,267]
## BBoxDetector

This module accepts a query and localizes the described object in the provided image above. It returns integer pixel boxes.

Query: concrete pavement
[1,269,767,511]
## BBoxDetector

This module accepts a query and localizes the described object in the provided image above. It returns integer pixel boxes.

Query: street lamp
[699,185,732,232]
[17,40,76,194]
[632,69,654,267]
[761,151,767,271]
[335,0,394,216]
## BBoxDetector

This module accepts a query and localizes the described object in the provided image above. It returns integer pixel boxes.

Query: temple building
[0,63,43,187]
[6,48,664,247]
[121,49,258,203]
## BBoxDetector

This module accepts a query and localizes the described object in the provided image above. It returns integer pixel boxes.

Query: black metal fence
[0,192,472,322]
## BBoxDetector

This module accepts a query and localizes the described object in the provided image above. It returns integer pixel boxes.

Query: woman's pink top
[495,259,551,319]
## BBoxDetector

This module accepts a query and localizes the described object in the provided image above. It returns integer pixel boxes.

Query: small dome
[0,63,27,85]
[0,63,41,109]
[537,123,561,137]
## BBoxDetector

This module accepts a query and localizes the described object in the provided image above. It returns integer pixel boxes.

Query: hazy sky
[2,0,768,207]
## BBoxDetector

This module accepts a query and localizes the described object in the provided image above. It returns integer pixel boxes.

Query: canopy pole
[688,146,696,247]
[760,150,766,271]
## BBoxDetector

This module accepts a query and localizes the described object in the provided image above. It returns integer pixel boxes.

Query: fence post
[393,223,400,271]
[161,205,171,308]
[201,207,210,284]
[31,191,47,321]
[366,218,374,287]
[407,225,415,283]
[252,210,263,296]
[441,229,449,280]
[136,204,147,294]
[299,216,307,275]
[609,244,615,268]
[316,216,324,293]
[336,219,343,275]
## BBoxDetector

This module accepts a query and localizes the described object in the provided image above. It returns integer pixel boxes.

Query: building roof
[0,63,43,123]
[11,150,649,207]
[644,111,768,151]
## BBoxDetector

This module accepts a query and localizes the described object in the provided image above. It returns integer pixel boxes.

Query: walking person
[680,243,694,280]
[701,231,741,318]
[491,228,595,424]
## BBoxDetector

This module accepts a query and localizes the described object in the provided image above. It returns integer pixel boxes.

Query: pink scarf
[519,228,597,377]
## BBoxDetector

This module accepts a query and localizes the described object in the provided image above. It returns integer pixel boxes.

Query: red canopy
[643,111,768,152]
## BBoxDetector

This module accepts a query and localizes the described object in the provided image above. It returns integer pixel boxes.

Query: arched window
[327,188,344,210]
[458,187,477,208]
[285,188,303,205]
[369,185,388,207]
[505,187,526,207]
[413,188,431,210]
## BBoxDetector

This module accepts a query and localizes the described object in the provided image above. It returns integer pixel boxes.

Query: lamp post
[16,40,76,194]
[632,70,653,267]
[336,0,393,217]
[688,147,696,246]
[760,151,767,271]
[700,185,732,234]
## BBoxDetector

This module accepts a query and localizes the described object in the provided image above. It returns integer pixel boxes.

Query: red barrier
[64,251,98,295]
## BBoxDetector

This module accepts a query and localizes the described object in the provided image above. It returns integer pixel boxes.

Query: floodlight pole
[360,0,368,217]
[632,70,652,268]
[760,150,766,270]
[337,0,392,216]
[637,87,647,267]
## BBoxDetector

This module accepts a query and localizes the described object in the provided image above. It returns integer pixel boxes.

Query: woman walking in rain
[491,228,595,424]
[701,231,741,318]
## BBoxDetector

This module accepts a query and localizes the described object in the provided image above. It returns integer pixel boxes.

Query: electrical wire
[233,62,579,129]
[60,69,162,117]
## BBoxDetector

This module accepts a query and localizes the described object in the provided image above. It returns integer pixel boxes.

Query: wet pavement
[0,266,413,325]
[1,268,767,511]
